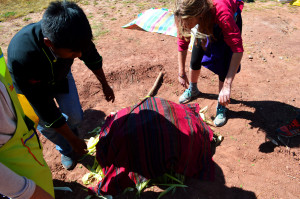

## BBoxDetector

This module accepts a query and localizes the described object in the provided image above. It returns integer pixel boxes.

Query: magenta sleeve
[218,15,244,53]
[177,37,190,51]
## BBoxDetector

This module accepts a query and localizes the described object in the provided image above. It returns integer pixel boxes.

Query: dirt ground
[0,0,299,198]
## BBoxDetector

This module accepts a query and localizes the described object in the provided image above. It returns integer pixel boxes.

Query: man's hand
[55,123,87,155]
[178,74,189,88]
[69,137,88,155]
[103,84,115,102]
[218,83,231,106]
[91,68,115,102]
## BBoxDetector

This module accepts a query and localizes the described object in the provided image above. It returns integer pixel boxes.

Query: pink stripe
[148,11,168,32]
[165,24,176,35]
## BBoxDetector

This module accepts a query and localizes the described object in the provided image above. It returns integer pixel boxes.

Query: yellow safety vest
[0,48,54,197]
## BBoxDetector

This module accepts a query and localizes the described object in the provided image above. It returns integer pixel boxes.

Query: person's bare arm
[178,50,189,88]
[54,123,87,155]
[30,185,54,199]
[218,52,243,106]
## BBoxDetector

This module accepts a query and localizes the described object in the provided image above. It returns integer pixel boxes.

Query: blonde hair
[174,0,214,38]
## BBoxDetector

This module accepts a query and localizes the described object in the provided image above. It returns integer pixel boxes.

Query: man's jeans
[37,72,83,156]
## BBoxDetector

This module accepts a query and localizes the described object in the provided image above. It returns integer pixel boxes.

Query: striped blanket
[122,8,177,37]
[122,8,197,52]
[91,97,215,196]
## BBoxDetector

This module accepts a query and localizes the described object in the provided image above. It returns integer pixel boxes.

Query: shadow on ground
[194,92,300,151]
[115,163,257,199]
[80,108,106,139]
[53,179,99,199]
[54,163,257,199]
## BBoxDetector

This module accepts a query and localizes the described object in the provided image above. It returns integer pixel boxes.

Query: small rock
[279,56,284,60]
[248,55,253,59]
[270,51,273,54]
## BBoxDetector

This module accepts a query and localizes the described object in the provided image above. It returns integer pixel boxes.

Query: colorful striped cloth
[122,8,178,37]
[90,97,215,196]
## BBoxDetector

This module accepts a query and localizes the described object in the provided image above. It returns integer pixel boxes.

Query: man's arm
[10,66,87,154]
[54,123,87,155]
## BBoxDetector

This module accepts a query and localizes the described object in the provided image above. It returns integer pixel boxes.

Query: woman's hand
[178,74,189,88]
[218,83,231,106]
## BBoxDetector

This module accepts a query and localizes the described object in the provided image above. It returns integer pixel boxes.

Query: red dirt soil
[0,1,299,199]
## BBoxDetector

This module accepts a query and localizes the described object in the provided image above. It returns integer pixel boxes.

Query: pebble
[248,55,253,59]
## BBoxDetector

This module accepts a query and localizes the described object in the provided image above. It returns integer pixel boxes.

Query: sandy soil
[0,1,299,199]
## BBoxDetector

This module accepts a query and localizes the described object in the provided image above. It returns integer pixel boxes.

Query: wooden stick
[146,71,163,97]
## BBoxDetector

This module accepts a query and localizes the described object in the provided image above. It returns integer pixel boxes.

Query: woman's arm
[0,163,53,199]
[219,52,243,106]
[178,49,189,88]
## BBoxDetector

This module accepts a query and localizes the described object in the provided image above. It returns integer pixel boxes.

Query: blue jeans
[37,72,83,156]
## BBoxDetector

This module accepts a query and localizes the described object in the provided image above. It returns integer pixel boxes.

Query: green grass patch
[0,0,80,22]
[91,22,109,38]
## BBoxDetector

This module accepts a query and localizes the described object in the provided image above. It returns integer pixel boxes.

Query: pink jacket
[177,0,244,53]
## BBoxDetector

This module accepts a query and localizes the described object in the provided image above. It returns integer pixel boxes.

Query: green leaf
[136,179,150,196]
[54,187,72,192]
[154,184,187,188]
[157,186,174,199]
[164,173,184,184]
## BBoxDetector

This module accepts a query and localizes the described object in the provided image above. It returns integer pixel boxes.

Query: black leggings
[190,13,242,82]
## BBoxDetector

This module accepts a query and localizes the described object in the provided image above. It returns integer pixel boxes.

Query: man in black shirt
[7,1,115,170]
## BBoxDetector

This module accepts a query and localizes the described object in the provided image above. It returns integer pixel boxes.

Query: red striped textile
[91,97,214,196]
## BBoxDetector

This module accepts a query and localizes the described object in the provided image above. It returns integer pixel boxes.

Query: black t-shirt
[7,21,102,128]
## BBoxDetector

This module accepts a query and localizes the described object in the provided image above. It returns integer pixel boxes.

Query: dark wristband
[178,74,186,78]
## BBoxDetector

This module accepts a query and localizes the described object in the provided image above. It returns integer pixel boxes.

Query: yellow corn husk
[82,133,105,185]
[200,112,206,121]
[199,105,208,113]
[199,106,214,126]
[86,135,100,155]
[82,173,95,185]
[82,160,104,185]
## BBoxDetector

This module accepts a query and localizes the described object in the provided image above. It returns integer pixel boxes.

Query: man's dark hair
[41,1,93,51]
